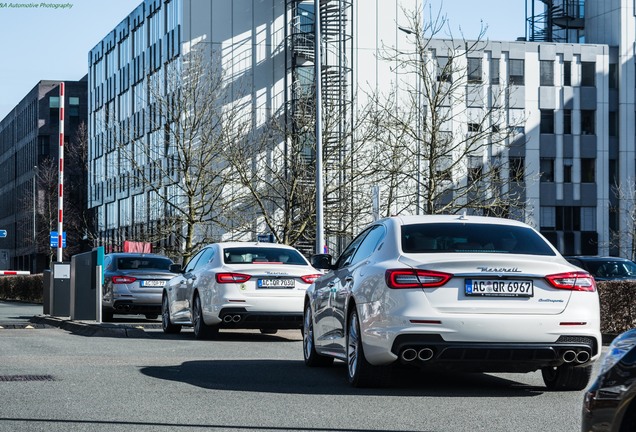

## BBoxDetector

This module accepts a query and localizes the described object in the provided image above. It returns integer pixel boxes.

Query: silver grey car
[102,253,178,321]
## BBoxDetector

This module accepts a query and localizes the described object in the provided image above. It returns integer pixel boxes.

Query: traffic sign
[50,231,67,248]
[0,230,6,238]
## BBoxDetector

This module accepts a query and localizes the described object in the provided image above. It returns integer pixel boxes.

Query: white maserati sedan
[161,242,321,339]
[303,214,602,389]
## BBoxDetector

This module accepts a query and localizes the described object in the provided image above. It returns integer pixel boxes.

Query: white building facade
[88,0,627,257]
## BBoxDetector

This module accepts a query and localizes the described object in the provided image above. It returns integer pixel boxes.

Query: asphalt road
[0,301,598,432]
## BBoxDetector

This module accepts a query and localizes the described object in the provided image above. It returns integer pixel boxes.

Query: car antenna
[459,211,468,220]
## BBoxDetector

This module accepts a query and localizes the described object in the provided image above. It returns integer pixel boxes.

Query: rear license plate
[257,278,295,289]
[465,279,533,297]
[140,280,166,287]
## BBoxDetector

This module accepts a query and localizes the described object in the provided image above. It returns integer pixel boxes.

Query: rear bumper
[390,333,598,373]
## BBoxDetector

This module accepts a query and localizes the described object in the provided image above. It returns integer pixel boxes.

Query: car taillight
[112,276,137,284]
[385,269,452,289]
[300,274,322,284]
[216,273,251,284]
[545,271,596,292]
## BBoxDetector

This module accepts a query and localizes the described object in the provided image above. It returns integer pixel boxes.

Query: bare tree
[610,178,636,259]
[368,3,528,218]
[113,45,250,262]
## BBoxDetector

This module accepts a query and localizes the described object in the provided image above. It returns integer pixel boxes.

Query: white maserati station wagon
[303,215,602,389]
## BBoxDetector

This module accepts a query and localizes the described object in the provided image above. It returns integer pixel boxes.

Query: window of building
[508,59,524,85]
[581,158,595,182]
[563,109,572,134]
[49,97,60,108]
[609,64,618,89]
[540,60,554,86]
[563,61,571,86]
[581,62,595,86]
[437,57,452,83]
[509,157,524,182]
[581,110,595,134]
[467,57,482,83]
[490,58,499,84]
[540,109,555,134]
[540,206,556,229]
[563,158,573,183]
[468,123,481,132]
[609,111,618,137]
[540,158,554,182]
[581,207,596,231]
[555,206,581,231]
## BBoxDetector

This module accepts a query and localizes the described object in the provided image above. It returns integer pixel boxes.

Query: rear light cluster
[112,276,137,284]
[385,269,452,289]
[300,274,322,284]
[216,272,251,284]
[545,271,596,292]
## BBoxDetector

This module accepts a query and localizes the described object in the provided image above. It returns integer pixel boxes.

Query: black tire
[193,294,218,340]
[303,303,334,367]
[145,314,159,320]
[541,364,592,391]
[161,295,181,334]
[347,309,391,387]
[102,308,114,322]
[260,329,278,335]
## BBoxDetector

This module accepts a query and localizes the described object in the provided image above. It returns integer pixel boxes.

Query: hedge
[0,274,44,304]
[0,275,634,335]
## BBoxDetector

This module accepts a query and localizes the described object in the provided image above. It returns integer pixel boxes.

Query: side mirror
[311,254,334,270]
[169,263,183,273]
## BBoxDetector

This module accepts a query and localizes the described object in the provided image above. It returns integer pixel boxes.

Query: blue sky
[0,0,526,120]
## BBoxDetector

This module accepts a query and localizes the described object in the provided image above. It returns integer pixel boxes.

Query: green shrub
[597,280,636,335]
[0,274,44,303]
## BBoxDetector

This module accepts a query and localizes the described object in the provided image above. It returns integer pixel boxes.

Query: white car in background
[303,214,602,389]
[162,242,321,339]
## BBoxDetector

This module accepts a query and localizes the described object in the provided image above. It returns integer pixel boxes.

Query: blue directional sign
[0,230,6,238]
[50,231,67,248]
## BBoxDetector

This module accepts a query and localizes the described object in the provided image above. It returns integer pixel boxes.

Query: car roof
[380,214,531,228]
[565,255,632,262]
[202,242,300,250]
[105,253,171,258]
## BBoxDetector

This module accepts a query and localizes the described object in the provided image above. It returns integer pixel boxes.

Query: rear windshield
[223,247,308,265]
[116,257,173,270]
[401,223,556,256]
[582,260,636,278]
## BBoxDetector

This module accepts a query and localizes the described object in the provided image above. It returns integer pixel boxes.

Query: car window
[104,256,112,271]
[115,256,173,270]
[401,223,556,256]
[350,225,386,266]
[184,249,206,273]
[594,260,636,278]
[334,228,372,269]
[193,248,215,271]
[222,247,308,265]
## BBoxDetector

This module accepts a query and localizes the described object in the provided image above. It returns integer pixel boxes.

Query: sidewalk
[0,300,149,337]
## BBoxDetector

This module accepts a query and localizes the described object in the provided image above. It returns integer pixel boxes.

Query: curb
[30,315,148,338]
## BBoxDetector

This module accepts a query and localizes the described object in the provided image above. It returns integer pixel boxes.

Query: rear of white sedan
[304,215,601,389]
[162,242,321,339]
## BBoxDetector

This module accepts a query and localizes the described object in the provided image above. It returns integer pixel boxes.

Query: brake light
[216,272,251,284]
[385,269,452,289]
[112,276,137,284]
[300,274,322,284]
[545,272,596,292]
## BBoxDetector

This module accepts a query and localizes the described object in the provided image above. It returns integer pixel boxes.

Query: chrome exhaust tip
[400,348,417,362]
[576,350,591,364]
[417,348,434,362]
[562,350,576,363]
[232,315,242,322]
[223,315,233,323]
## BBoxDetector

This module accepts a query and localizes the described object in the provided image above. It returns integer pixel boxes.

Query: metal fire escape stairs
[286,0,353,255]
[526,0,584,42]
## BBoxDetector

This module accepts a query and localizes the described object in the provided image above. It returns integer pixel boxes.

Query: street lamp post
[314,0,325,254]
[398,25,423,215]
[32,165,38,273]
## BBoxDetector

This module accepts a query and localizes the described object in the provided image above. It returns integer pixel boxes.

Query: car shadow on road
[139,359,546,397]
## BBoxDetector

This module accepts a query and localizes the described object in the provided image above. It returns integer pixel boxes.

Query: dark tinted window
[335,229,370,269]
[223,247,307,265]
[115,256,173,270]
[350,225,386,265]
[401,223,556,256]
